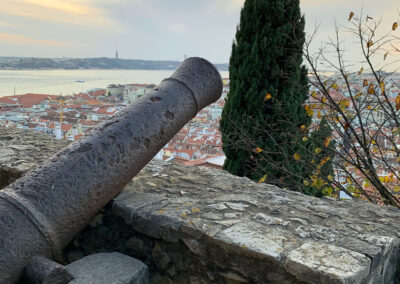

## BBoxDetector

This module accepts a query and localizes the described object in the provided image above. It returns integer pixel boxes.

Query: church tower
[115,49,119,59]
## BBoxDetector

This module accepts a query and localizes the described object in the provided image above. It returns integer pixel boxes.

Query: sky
[0,0,398,64]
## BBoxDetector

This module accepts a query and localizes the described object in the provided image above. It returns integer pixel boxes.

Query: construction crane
[46,96,66,139]
[46,96,65,123]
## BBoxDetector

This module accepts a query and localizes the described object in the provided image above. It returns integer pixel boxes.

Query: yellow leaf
[312,176,325,189]
[367,105,372,110]
[293,153,301,161]
[331,83,339,90]
[368,83,375,94]
[324,137,331,147]
[258,174,267,183]
[354,92,362,99]
[315,147,322,154]
[327,175,333,182]
[380,82,385,95]
[322,97,327,103]
[348,12,355,21]
[340,100,350,108]
[264,93,272,102]
[254,147,264,153]
[300,125,306,130]
[363,79,368,87]
[384,52,389,60]
[303,180,310,186]
[394,186,400,192]
[311,91,318,98]
[181,213,187,219]
[393,22,398,31]
[371,140,376,145]
[367,41,373,48]
[302,136,308,142]
[317,111,322,118]
[358,67,363,75]
[322,187,333,196]
[395,93,400,111]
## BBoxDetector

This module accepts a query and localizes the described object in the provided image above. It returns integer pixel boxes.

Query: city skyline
[0,0,398,63]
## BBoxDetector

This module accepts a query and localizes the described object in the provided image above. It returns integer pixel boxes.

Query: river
[0,69,229,97]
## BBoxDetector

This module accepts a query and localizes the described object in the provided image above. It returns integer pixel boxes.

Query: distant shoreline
[0,57,229,72]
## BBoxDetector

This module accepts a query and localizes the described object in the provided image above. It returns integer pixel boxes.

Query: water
[0,69,229,97]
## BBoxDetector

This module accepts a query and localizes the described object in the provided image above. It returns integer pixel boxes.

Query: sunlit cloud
[22,0,93,15]
[0,32,69,46]
[0,0,122,30]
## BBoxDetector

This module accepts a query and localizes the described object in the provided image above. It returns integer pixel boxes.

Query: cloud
[22,0,94,15]
[0,0,122,31]
[0,32,69,46]
[0,21,11,27]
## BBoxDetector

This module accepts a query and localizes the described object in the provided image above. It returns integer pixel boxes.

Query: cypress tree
[220,0,311,191]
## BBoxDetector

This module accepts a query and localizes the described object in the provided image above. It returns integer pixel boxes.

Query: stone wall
[0,128,69,189]
[1,127,400,283]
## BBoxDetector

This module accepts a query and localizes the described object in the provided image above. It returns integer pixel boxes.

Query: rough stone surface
[2,127,400,283]
[65,252,149,284]
[0,127,70,189]
[104,161,400,283]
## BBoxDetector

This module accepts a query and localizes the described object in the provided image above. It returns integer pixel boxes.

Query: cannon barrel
[0,57,223,283]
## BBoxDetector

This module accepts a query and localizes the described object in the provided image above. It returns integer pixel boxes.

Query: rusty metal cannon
[0,57,223,283]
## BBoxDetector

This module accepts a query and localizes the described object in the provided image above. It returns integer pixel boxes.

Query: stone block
[66,252,148,284]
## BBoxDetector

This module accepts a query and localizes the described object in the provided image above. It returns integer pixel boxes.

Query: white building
[123,84,154,103]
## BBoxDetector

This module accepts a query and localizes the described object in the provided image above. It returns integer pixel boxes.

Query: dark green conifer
[220,0,311,191]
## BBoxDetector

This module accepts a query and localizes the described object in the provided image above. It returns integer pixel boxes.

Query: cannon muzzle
[0,57,223,283]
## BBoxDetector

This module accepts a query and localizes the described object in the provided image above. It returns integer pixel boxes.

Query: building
[106,84,124,98]
[123,84,154,103]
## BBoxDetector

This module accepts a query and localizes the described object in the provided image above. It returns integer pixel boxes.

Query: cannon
[0,57,223,283]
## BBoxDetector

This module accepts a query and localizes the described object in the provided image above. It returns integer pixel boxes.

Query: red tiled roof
[74,134,84,140]
[0,93,58,108]
[86,99,104,106]
[61,124,72,132]
[89,89,106,97]
[79,120,98,126]
[171,156,190,165]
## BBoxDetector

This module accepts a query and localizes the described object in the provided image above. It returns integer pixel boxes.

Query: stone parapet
[87,161,399,283]
[1,127,400,283]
